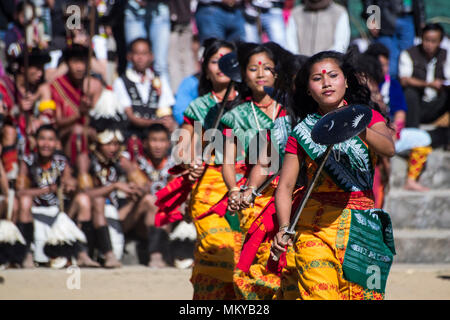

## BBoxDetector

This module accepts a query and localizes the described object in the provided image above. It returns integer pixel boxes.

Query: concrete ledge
[384,189,450,229]
[392,229,450,263]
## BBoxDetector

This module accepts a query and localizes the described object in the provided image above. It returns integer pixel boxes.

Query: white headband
[97,130,124,144]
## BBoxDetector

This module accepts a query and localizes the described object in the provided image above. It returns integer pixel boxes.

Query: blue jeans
[244,7,286,48]
[376,15,415,79]
[124,1,170,80]
[195,4,246,44]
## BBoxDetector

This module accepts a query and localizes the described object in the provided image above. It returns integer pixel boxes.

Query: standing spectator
[124,0,171,81]
[195,0,246,44]
[286,0,350,56]
[168,0,195,92]
[399,23,450,148]
[243,0,287,48]
[113,38,176,162]
[172,35,201,125]
[5,1,49,55]
[362,0,426,79]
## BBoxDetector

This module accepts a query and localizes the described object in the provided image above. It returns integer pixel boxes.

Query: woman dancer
[181,38,240,299]
[220,43,293,299]
[272,51,396,300]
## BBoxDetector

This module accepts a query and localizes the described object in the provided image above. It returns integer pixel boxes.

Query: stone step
[393,229,450,263]
[389,150,450,189]
[384,189,450,229]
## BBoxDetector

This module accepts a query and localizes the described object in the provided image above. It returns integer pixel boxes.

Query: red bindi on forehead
[258,61,262,65]
[322,69,327,74]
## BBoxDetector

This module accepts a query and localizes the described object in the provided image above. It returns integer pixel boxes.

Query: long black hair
[290,50,386,124]
[198,38,236,96]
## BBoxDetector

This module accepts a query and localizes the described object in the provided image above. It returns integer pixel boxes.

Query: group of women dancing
[163,38,397,300]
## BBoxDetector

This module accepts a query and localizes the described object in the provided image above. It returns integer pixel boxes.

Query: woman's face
[308,58,347,109]
[245,52,276,96]
[206,46,233,88]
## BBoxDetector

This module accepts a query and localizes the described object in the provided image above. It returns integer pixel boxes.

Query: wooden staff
[78,1,96,154]
[256,7,263,43]
[191,52,241,188]
[23,0,32,130]
[271,145,333,261]
[85,0,96,92]
[23,0,32,93]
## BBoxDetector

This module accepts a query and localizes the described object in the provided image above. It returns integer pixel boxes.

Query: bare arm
[222,136,237,190]
[359,121,396,157]
[274,153,300,229]
[0,160,9,197]
[222,136,240,211]
[240,139,275,208]
[272,152,300,254]
[87,183,119,199]
[399,76,429,89]
[38,83,52,101]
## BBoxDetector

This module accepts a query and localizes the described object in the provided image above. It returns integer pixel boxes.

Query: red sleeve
[222,125,233,137]
[368,109,385,128]
[183,115,194,126]
[0,83,14,113]
[285,136,299,154]
[277,108,287,118]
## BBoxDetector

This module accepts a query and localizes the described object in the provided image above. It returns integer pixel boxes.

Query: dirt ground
[0,263,449,300]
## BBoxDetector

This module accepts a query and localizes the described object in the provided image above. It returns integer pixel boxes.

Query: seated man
[84,127,167,268]
[134,123,175,194]
[15,124,99,268]
[50,44,103,165]
[113,37,176,161]
[399,23,450,148]
[0,47,53,171]
[366,43,433,192]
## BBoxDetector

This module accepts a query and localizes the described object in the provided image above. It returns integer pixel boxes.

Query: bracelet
[228,187,241,194]
[279,223,290,232]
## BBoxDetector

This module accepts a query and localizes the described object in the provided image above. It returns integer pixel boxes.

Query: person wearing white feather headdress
[15,124,99,268]
[84,128,165,268]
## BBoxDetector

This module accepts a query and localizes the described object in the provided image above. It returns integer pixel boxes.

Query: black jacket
[361,0,426,37]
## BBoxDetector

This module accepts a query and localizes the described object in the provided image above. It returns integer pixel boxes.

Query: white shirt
[286,9,350,55]
[113,68,175,112]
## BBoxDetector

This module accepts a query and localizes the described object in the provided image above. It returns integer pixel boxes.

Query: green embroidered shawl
[291,113,374,192]
[183,93,225,164]
[220,101,291,163]
[291,113,395,293]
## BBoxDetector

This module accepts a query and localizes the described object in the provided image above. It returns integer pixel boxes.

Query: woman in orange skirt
[272,51,396,300]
